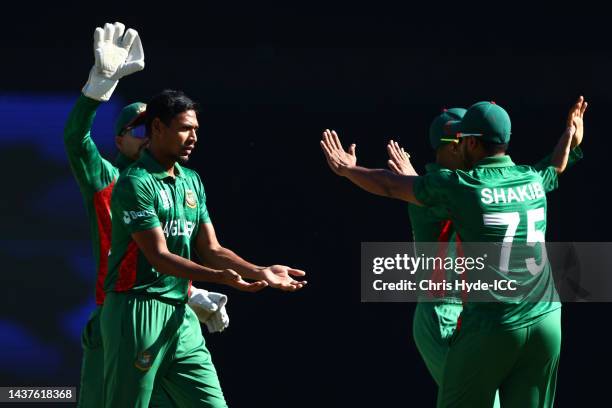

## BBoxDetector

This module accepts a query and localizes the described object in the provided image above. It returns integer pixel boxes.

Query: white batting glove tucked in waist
[188,287,230,333]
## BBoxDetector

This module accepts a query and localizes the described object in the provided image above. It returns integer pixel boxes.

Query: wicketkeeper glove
[82,22,145,101]
[187,287,230,333]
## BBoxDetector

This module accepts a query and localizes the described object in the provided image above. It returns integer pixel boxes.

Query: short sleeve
[195,173,211,224]
[413,170,456,207]
[112,174,161,233]
[537,166,560,193]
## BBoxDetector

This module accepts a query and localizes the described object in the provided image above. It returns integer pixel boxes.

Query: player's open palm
[321,129,356,176]
[386,140,412,175]
[261,265,307,291]
[83,22,145,101]
[94,22,144,79]
[220,269,268,292]
[567,96,588,148]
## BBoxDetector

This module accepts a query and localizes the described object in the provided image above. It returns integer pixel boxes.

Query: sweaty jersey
[414,155,569,329]
[105,150,211,303]
[64,95,132,305]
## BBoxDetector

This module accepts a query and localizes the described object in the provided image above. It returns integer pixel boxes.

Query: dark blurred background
[1,2,610,407]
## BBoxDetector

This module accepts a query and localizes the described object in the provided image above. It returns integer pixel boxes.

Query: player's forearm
[550,128,574,174]
[199,246,263,280]
[148,250,227,283]
[533,146,583,171]
[343,166,420,203]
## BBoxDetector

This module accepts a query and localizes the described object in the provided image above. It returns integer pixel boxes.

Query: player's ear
[151,117,164,137]
[115,135,123,149]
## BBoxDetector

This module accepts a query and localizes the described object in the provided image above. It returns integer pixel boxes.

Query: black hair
[145,89,198,135]
[479,139,508,155]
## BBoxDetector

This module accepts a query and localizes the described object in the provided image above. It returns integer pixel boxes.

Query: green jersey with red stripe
[64,95,132,305]
[414,155,568,329]
[409,163,463,303]
[105,149,211,302]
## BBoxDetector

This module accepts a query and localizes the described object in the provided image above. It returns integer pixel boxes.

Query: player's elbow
[553,164,566,175]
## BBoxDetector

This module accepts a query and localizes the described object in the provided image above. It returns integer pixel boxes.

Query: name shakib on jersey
[480,182,545,205]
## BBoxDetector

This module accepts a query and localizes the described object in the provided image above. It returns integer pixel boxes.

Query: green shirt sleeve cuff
[569,145,583,161]
[78,93,103,109]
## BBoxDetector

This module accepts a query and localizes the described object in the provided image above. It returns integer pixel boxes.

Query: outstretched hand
[93,22,145,80]
[220,269,268,292]
[386,140,413,175]
[320,129,356,176]
[260,265,307,291]
[567,96,588,149]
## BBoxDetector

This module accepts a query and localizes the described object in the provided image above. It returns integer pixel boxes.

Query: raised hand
[260,265,307,291]
[320,129,356,176]
[83,22,145,101]
[386,139,412,175]
[567,96,588,149]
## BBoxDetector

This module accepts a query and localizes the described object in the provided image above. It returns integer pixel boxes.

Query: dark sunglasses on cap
[122,125,147,139]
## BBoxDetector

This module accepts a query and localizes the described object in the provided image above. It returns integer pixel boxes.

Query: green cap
[445,101,511,144]
[114,102,147,136]
[429,108,466,150]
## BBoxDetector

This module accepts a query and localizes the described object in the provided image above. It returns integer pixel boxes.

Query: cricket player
[65,22,230,408]
[100,88,307,408]
[385,106,583,407]
[321,97,586,407]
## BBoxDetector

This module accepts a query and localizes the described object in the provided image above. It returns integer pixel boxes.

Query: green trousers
[437,308,561,408]
[414,302,501,408]
[100,292,227,408]
[78,306,104,408]
[413,302,463,385]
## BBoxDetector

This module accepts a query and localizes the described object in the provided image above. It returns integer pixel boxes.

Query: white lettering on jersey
[480,182,546,205]
[159,189,173,209]
[162,219,195,238]
[123,209,156,224]
[493,188,506,204]
[481,188,493,204]
[507,188,519,203]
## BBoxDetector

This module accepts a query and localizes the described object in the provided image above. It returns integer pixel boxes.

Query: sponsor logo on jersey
[123,210,156,224]
[480,182,545,205]
[135,351,153,371]
[185,189,197,208]
[159,189,173,209]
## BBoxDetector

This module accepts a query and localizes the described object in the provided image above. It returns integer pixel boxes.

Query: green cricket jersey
[105,150,211,303]
[64,95,132,305]
[414,155,571,329]
[409,148,583,306]
[409,163,462,303]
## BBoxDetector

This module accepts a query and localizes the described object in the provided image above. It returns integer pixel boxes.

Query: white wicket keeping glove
[82,22,145,101]
[187,287,230,333]
[204,292,230,333]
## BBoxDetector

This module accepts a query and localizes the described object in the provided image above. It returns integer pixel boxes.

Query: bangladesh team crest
[185,189,197,208]
[135,351,153,371]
